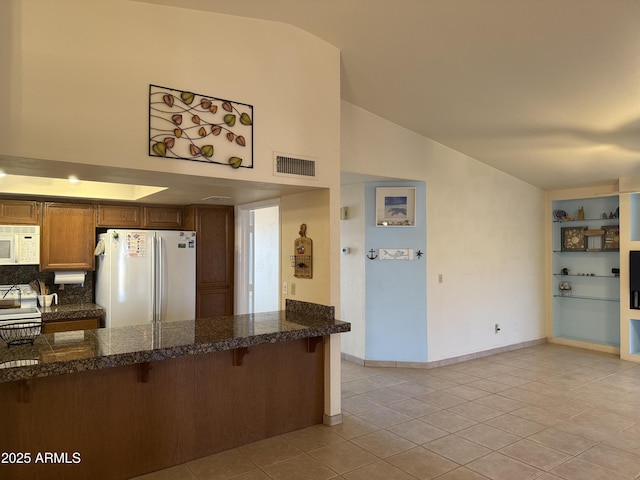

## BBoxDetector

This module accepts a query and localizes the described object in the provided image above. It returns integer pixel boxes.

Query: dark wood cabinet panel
[0,200,39,224]
[0,339,322,479]
[41,203,96,271]
[185,205,234,317]
[96,205,141,227]
[142,206,183,229]
[0,356,195,480]
[194,209,233,286]
[193,339,324,457]
[196,288,233,319]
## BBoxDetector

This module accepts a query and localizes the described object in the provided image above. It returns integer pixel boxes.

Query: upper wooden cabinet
[143,206,183,229]
[96,205,141,227]
[96,205,183,229]
[0,200,40,224]
[41,203,96,271]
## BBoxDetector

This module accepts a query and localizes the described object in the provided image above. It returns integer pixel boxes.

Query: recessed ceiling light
[0,170,6,177]
[68,175,79,183]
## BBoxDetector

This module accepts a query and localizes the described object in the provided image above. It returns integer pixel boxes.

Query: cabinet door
[0,200,40,224]
[97,205,141,227]
[42,203,96,271]
[185,206,234,317]
[142,206,183,229]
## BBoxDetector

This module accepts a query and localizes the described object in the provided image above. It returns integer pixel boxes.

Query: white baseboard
[341,337,548,369]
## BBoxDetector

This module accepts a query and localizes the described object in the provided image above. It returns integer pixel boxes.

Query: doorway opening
[236,201,280,314]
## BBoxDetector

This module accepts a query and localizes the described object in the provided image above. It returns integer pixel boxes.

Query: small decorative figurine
[577,206,585,220]
[559,281,572,295]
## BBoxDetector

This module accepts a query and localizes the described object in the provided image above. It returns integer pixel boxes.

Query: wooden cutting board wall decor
[293,223,312,279]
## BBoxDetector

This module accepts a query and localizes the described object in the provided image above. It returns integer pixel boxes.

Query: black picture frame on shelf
[602,225,620,251]
[561,226,587,251]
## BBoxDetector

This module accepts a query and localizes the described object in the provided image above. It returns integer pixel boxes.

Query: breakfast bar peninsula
[0,300,350,480]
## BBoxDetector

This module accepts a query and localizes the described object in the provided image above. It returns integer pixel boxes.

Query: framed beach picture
[375,187,416,226]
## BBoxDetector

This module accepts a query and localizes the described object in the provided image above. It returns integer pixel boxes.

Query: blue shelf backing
[631,320,640,355]
[631,194,640,242]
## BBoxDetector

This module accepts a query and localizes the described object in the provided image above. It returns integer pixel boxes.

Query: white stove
[0,284,42,324]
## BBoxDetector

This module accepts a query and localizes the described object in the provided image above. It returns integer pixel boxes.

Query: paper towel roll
[54,271,86,286]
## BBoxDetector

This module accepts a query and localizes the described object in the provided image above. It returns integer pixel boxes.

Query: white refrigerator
[95,229,196,328]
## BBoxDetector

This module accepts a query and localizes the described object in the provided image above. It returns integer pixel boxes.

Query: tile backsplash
[0,265,93,304]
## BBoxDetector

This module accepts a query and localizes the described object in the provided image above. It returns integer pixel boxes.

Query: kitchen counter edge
[0,301,349,383]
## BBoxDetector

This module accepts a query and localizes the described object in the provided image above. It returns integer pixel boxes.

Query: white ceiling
[140,0,640,191]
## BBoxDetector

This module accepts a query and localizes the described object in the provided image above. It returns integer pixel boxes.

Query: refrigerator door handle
[150,234,157,322]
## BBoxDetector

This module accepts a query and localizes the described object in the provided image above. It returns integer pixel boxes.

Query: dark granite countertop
[0,300,350,383]
[41,303,105,322]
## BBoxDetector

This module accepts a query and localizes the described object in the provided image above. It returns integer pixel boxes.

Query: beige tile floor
[133,344,640,480]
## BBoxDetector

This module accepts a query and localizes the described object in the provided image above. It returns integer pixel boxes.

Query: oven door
[0,235,16,265]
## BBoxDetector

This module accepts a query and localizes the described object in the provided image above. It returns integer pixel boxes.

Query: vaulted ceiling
[141,0,640,191]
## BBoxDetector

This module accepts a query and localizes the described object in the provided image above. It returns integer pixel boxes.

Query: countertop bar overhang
[0,300,350,383]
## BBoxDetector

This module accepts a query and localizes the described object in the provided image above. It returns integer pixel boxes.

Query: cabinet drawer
[43,317,101,334]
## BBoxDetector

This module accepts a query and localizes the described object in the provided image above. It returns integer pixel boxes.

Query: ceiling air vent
[274,153,317,180]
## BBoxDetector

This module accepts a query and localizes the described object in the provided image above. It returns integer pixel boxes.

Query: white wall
[0,0,340,190]
[342,101,546,362]
[0,0,342,309]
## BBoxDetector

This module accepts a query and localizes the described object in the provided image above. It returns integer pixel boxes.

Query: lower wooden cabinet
[43,317,100,334]
[196,288,233,319]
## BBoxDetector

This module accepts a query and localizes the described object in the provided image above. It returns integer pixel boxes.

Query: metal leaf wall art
[149,84,253,169]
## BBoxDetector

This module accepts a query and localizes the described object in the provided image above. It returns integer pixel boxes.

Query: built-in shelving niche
[551,195,620,348]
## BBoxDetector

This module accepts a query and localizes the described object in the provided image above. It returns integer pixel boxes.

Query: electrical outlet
[438,274,443,284]
[283,282,288,295]
[495,323,501,334]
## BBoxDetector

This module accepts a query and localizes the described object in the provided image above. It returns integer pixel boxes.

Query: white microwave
[0,225,40,265]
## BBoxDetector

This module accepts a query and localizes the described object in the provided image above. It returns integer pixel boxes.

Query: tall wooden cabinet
[41,202,96,271]
[184,205,234,318]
